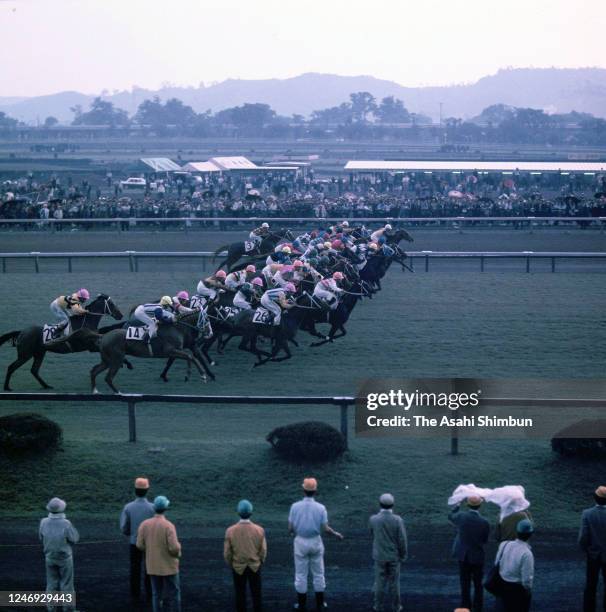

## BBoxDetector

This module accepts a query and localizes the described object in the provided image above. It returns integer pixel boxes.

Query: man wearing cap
[120,477,155,602]
[288,478,344,610]
[449,496,490,612]
[39,497,79,610]
[136,496,182,612]
[369,493,408,612]
[224,499,267,612]
[579,486,606,611]
[494,519,534,612]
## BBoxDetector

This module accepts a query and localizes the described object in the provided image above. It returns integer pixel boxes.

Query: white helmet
[385,224,392,231]
[160,295,172,307]
[261,222,269,228]
[341,220,349,227]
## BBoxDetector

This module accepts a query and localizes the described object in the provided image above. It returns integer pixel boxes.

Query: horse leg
[4,353,31,391]
[30,352,53,389]
[104,362,122,394]
[160,357,175,382]
[90,362,108,394]
[123,358,134,370]
[193,346,215,381]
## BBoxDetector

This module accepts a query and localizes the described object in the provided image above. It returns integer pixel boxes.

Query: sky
[0,0,605,97]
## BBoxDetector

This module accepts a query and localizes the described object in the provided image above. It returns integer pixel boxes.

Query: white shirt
[497,539,534,589]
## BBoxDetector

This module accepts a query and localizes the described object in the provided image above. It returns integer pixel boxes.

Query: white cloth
[233,291,252,310]
[260,294,281,325]
[50,301,70,327]
[294,535,325,594]
[313,282,340,309]
[448,484,530,521]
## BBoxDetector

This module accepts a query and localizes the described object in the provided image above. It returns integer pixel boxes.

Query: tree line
[1,93,605,145]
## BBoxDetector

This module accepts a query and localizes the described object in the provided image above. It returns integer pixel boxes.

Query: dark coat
[449,507,490,565]
[579,505,606,561]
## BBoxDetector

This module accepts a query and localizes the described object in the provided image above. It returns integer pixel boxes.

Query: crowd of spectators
[1,170,605,225]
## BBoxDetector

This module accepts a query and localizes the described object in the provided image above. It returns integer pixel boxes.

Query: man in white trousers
[288,478,344,611]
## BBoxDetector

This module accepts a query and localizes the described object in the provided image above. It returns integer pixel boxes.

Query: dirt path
[0,522,589,611]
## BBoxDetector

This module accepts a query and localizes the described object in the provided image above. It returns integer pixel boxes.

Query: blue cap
[516,519,534,535]
[153,495,170,511]
[237,499,253,518]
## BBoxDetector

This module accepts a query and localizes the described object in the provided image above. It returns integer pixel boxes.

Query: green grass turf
[0,269,605,531]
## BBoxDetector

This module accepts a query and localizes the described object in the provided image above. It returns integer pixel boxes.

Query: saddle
[252,307,273,325]
[42,322,69,344]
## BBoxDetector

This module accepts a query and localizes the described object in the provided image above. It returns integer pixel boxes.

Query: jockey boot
[293,593,307,610]
[315,592,327,610]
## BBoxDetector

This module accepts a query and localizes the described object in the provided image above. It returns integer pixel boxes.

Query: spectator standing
[494,519,534,612]
[120,476,155,602]
[224,499,267,612]
[136,495,182,612]
[39,497,79,610]
[496,490,532,542]
[579,486,606,612]
[368,493,408,612]
[448,495,489,612]
[288,477,344,610]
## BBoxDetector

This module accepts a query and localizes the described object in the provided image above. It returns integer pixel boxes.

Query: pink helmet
[333,272,344,281]
[245,265,256,273]
[284,282,296,292]
[252,277,263,287]
[215,270,227,279]
[77,288,90,300]
[177,290,189,300]
[293,260,304,268]
[331,240,344,250]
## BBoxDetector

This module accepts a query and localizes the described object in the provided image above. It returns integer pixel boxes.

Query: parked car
[120,177,147,188]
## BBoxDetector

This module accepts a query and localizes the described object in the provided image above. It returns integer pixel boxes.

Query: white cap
[261,222,269,228]
[385,224,392,230]
[380,493,394,506]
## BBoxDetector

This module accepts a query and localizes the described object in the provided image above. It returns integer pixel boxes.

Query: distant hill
[2,68,606,124]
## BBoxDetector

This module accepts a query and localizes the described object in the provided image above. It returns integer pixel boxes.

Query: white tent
[208,156,259,171]
[140,157,181,172]
[180,161,222,173]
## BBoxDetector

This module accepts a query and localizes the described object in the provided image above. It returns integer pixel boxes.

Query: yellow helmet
[160,296,172,307]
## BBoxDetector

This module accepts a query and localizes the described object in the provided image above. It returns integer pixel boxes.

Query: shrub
[551,419,606,457]
[266,421,346,462]
[0,413,63,455]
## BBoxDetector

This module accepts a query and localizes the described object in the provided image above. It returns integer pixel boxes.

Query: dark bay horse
[212,228,294,271]
[91,311,211,393]
[1,294,123,391]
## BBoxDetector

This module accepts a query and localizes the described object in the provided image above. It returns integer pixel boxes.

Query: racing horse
[212,228,294,272]
[1,294,123,391]
[90,311,211,393]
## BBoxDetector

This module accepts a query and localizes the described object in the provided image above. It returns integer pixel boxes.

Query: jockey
[367,242,380,257]
[301,246,318,262]
[50,288,90,333]
[260,283,296,326]
[265,245,292,267]
[313,272,344,310]
[370,224,393,243]
[273,264,295,288]
[172,290,196,315]
[249,222,269,247]
[225,265,256,291]
[233,280,262,311]
[133,295,174,339]
[292,259,305,283]
[196,270,227,301]
[262,262,281,286]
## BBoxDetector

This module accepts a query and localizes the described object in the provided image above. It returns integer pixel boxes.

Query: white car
[120,177,147,188]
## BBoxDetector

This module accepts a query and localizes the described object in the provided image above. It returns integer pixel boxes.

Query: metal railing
[1,250,605,273]
[0,392,605,454]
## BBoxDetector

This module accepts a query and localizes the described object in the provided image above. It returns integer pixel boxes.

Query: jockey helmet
[77,288,90,301]
[160,296,172,307]
[331,240,344,250]
[385,224,392,231]
[252,277,264,287]
[310,231,318,239]
[245,265,256,273]
[316,243,325,250]
[369,242,379,250]
[323,241,332,249]
[333,271,344,281]
[281,245,291,254]
[319,255,330,265]
[261,222,269,228]
[322,232,330,239]
[308,248,318,257]
[293,239,301,249]
[341,220,349,227]
[308,257,319,267]
[293,260,304,268]
[378,236,386,245]
[215,270,227,279]
[177,290,189,300]
[284,283,296,293]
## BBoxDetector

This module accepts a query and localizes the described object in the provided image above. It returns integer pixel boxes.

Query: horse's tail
[212,245,229,263]
[0,330,20,348]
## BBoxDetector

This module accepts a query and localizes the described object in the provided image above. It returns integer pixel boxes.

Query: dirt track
[0,522,589,611]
